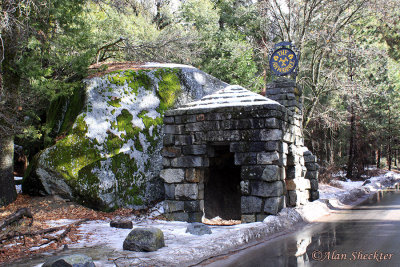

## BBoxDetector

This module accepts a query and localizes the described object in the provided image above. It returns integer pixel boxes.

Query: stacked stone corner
[162,80,319,223]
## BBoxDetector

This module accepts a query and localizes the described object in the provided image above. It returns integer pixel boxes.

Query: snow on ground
[37,170,400,266]
[15,185,22,194]
[14,176,23,193]
[70,217,306,266]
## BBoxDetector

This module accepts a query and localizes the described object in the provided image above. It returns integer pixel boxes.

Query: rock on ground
[110,219,133,229]
[42,254,95,267]
[123,227,165,252]
[186,222,212,235]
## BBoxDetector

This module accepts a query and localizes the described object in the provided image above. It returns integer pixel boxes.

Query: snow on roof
[178,85,280,110]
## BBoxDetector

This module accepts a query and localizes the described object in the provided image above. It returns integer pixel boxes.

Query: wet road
[201,190,400,267]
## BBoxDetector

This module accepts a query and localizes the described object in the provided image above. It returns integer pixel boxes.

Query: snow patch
[16,185,22,194]
[45,170,400,266]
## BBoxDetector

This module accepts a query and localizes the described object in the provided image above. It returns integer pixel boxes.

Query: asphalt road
[201,190,400,267]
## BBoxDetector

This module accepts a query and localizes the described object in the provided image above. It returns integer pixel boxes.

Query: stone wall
[161,80,319,223]
[266,78,319,203]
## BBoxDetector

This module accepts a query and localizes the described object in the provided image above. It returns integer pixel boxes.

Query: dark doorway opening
[204,145,241,220]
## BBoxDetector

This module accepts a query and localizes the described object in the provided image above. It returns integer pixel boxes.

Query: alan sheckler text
[312,250,394,263]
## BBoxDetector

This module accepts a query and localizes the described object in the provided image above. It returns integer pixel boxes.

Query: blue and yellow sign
[269,47,298,76]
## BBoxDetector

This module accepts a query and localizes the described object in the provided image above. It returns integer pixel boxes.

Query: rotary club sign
[269,42,299,76]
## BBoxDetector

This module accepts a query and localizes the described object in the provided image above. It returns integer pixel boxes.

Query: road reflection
[202,190,400,267]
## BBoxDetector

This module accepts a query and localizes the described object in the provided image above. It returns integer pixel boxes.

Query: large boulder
[23,63,228,210]
[123,227,165,252]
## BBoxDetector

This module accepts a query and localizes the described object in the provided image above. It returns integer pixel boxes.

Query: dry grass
[86,61,152,78]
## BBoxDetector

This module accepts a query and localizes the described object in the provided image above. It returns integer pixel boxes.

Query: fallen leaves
[202,216,241,226]
[0,194,134,264]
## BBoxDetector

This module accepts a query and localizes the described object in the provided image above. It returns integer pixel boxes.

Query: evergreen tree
[0,0,89,207]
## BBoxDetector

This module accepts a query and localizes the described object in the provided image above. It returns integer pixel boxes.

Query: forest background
[1,0,399,207]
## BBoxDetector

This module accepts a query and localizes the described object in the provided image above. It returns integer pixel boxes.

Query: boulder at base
[123,227,165,252]
[42,254,95,267]
[23,63,227,211]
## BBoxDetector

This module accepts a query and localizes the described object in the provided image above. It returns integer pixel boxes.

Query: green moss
[106,109,146,154]
[133,136,143,152]
[154,68,181,113]
[75,159,107,210]
[108,70,152,95]
[108,74,127,86]
[106,109,145,153]
[138,110,162,128]
[72,115,88,136]
[127,72,152,94]
[47,137,100,180]
[108,68,181,114]
[45,84,86,145]
[41,117,101,183]
[104,132,123,155]
[76,153,145,210]
[138,110,148,117]
[116,109,134,132]
[136,109,163,155]
[110,154,144,206]
[108,97,121,108]
[59,85,86,134]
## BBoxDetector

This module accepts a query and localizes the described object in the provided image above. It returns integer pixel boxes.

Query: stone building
[161,79,319,223]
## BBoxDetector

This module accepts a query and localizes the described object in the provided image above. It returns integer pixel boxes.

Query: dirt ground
[0,194,133,264]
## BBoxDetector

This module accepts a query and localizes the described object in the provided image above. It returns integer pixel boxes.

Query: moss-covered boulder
[23,63,227,210]
[123,227,165,252]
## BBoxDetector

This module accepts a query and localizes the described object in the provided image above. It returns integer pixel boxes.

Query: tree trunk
[387,104,392,171]
[376,147,381,169]
[0,135,17,207]
[346,104,355,178]
[329,130,335,166]
[0,1,20,207]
